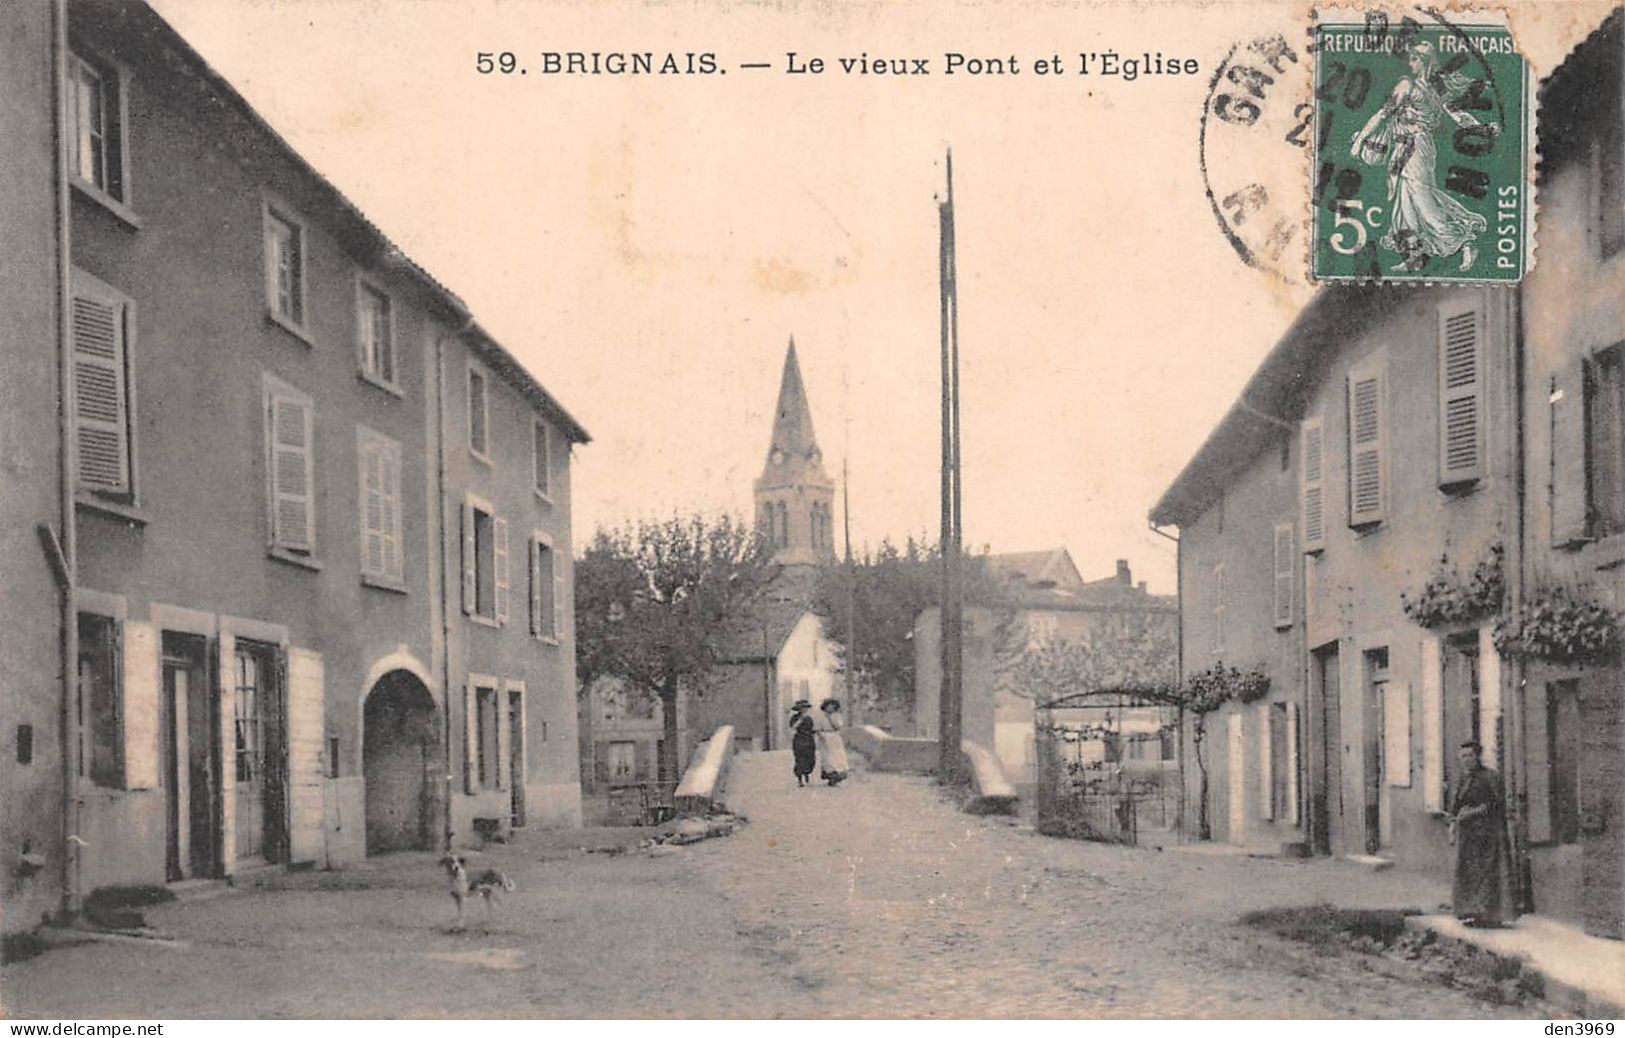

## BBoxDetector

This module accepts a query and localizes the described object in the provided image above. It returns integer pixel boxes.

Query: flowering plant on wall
[1181,661,1271,708]
[1400,543,1505,629]
[1492,587,1621,665]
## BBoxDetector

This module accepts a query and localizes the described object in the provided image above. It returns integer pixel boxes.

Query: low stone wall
[674,725,735,816]
[846,725,939,774]
[960,740,1019,816]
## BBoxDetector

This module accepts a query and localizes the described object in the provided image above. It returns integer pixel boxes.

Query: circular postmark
[1199,6,1530,286]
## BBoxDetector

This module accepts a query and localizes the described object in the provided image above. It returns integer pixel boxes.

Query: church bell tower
[755,338,837,568]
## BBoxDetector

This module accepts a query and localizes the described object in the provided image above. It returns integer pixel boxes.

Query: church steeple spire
[768,337,819,462]
[755,337,836,566]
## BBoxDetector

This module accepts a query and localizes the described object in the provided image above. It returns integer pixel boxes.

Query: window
[263,377,316,557]
[1587,345,1625,538]
[356,281,395,388]
[530,534,558,639]
[1597,121,1624,259]
[475,685,499,790]
[1300,417,1326,551]
[467,366,489,460]
[462,496,507,623]
[263,204,306,333]
[608,741,636,781]
[71,272,135,499]
[77,612,122,789]
[357,426,403,585]
[532,421,556,499]
[1213,564,1226,656]
[1347,362,1388,526]
[1438,301,1486,486]
[67,52,127,205]
[1271,523,1294,629]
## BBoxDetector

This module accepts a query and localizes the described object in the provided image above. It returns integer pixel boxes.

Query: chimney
[1116,559,1131,586]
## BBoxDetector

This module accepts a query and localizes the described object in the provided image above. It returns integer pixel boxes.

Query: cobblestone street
[5,751,1546,1018]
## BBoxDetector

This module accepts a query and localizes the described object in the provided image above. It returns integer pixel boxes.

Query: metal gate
[1035,693,1182,846]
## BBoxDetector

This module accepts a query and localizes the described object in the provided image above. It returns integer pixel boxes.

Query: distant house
[914,552,1178,785]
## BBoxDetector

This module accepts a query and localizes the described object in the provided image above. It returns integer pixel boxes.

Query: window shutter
[380,445,400,582]
[1272,523,1294,628]
[496,689,510,791]
[551,549,564,639]
[1300,418,1326,551]
[1384,680,1412,787]
[528,539,543,636]
[1347,366,1386,525]
[1478,626,1501,766]
[217,632,237,877]
[71,291,130,494]
[1258,703,1274,820]
[463,683,477,794]
[494,516,510,624]
[1550,366,1591,546]
[1438,302,1486,485]
[286,648,326,864]
[1285,701,1301,825]
[122,620,158,790]
[1420,634,1444,811]
[461,502,476,614]
[360,440,385,576]
[268,389,314,550]
[533,422,550,495]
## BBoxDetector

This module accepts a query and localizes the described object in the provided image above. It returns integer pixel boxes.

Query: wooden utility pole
[938,150,965,783]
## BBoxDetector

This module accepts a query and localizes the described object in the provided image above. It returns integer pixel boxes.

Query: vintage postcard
[1,0,1621,1023]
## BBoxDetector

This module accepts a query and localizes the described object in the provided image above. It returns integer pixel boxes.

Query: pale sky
[147,0,1609,595]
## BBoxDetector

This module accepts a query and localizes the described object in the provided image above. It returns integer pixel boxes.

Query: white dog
[441,853,515,931]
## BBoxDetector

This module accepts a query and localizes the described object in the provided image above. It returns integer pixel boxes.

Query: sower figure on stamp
[1350,41,1493,273]
[1446,740,1517,927]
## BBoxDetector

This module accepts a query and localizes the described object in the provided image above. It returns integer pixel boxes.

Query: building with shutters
[1516,9,1624,939]
[1,0,73,932]
[1150,9,1623,937]
[2,0,587,924]
[1151,283,1521,874]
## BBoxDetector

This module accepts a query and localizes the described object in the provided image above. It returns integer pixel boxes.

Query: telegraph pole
[938,150,965,783]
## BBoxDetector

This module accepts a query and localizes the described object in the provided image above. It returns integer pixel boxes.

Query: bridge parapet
[674,725,735,816]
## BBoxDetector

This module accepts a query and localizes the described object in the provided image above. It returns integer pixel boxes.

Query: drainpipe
[1507,284,1532,912]
[436,314,475,852]
[50,0,82,922]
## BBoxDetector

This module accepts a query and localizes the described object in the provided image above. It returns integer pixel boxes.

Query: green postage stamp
[1311,11,1531,283]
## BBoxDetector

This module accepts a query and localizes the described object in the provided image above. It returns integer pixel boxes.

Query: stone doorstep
[1344,854,1397,871]
[1407,914,1625,1019]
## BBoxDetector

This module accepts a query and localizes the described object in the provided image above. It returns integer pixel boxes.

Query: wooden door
[233,645,289,864]
[1312,645,1343,855]
[508,690,526,827]
[162,660,185,882]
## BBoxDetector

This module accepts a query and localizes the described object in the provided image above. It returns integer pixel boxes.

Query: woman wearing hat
[813,698,849,787]
[789,700,817,787]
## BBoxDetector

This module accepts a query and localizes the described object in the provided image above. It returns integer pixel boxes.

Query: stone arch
[362,669,439,854]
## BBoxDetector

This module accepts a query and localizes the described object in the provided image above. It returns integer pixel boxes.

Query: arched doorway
[363,670,438,854]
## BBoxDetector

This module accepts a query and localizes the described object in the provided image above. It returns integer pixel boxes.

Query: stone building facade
[2,0,587,930]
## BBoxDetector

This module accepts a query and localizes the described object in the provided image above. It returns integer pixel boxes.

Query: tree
[809,538,1012,723]
[575,514,779,780]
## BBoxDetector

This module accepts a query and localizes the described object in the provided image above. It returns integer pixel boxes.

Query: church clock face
[771,448,785,465]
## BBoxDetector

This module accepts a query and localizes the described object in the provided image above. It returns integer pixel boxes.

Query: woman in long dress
[813,698,849,787]
[1447,741,1517,926]
[1349,41,1492,272]
[789,700,817,787]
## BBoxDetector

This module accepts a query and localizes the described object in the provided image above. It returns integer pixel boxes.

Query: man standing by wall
[1449,741,1516,927]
